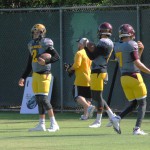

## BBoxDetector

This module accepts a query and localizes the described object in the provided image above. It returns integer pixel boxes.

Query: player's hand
[138,41,144,51]
[37,57,46,65]
[64,63,74,77]
[18,78,25,87]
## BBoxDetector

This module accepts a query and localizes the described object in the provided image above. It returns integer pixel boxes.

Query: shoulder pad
[43,38,54,46]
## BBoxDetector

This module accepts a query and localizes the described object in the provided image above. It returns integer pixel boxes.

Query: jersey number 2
[32,50,38,62]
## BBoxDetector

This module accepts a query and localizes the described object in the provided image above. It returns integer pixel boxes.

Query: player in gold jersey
[67,38,95,120]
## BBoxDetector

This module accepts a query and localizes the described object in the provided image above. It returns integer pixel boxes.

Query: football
[87,41,96,52]
[38,53,51,61]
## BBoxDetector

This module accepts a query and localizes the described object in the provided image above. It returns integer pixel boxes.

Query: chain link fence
[0,4,150,112]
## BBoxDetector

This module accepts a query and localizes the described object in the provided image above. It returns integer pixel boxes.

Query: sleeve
[84,41,111,60]
[44,39,60,64]
[130,42,139,61]
[45,47,60,64]
[21,54,32,79]
[84,47,96,60]
[72,53,82,69]
[95,45,110,56]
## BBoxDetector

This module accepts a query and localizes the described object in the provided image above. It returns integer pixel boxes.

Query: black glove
[64,63,74,77]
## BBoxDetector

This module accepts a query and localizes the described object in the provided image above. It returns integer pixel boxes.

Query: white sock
[106,108,115,119]
[50,116,57,124]
[39,118,45,125]
[96,114,102,122]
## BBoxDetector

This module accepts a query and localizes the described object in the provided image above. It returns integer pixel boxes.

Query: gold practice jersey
[72,49,92,86]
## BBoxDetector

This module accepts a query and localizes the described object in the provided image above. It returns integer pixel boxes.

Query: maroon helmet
[119,24,135,39]
[97,22,112,38]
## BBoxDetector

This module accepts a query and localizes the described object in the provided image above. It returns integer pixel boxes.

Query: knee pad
[92,90,104,112]
[42,95,52,110]
[35,95,45,115]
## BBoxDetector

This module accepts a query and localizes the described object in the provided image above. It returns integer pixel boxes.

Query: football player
[84,22,121,134]
[18,24,60,132]
[113,24,150,135]
[67,38,95,120]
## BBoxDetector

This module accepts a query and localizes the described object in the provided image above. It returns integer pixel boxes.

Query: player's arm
[130,50,150,74]
[84,41,97,60]
[137,41,144,58]
[134,59,150,74]
[45,47,60,64]
[18,54,32,86]
[85,41,110,60]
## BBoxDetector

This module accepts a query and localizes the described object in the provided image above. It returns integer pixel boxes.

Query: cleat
[28,123,46,132]
[47,123,59,132]
[89,120,101,128]
[106,113,116,127]
[133,128,148,135]
[111,116,121,134]
[87,105,95,118]
[106,121,113,127]
[80,115,88,120]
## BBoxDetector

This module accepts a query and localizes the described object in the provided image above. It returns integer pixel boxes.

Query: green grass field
[0,112,149,150]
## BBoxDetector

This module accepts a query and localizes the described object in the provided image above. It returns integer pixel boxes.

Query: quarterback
[18,24,60,132]
[113,24,150,135]
[84,22,121,134]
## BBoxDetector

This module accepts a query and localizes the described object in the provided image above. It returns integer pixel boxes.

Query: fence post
[59,8,63,113]
[136,5,140,41]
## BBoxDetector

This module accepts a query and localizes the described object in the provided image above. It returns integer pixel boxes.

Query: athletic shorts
[121,73,147,101]
[90,73,107,91]
[32,72,51,95]
[72,85,91,100]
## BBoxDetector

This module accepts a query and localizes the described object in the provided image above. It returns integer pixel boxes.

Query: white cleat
[89,120,101,128]
[133,128,148,135]
[47,124,59,132]
[106,113,116,127]
[87,105,95,118]
[28,123,46,132]
[106,121,113,127]
[80,115,88,120]
[111,116,121,134]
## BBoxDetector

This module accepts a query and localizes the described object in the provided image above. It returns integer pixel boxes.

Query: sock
[106,108,115,119]
[39,118,45,125]
[96,114,102,122]
[50,116,57,124]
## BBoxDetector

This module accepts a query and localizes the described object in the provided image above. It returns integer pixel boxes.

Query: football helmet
[97,22,112,38]
[119,24,135,39]
[31,24,46,38]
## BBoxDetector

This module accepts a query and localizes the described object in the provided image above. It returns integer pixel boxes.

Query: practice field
[0,112,149,150]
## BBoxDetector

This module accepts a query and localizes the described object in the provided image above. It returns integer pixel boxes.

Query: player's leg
[132,74,147,135]
[119,74,147,135]
[133,98,147,135]
[77,86,95,119]
[103,99,116,119]
[89,73,106,128]
[89,90,103,128]
[119,100,137,119]
[39,73,59,132]
[73,85,94,120]
[29,73,46,131]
